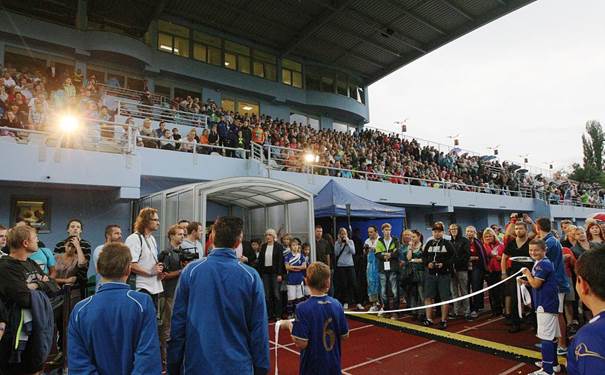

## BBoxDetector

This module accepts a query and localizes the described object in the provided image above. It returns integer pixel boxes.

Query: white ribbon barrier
[343,268,525,315]
[273,268,526,374]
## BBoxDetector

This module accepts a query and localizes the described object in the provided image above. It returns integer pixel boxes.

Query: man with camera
[53,219,92,299]
[158,224,185,372]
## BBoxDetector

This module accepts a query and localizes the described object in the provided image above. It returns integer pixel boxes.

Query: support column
[76,0,88,30]
[0,42,5,67]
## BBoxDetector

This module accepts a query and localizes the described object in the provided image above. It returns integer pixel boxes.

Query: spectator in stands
[586,222,604,246]
[159,129,175,150]
[158,224,185,371]
[155,120,167,139]
[449,224,471,320]
[168,216,269,374]
[257,228,285,320]
[88,224,122,289]
[333,228,361,310]
[63,77,76,98]
[172,127,181,150]
[208,123,219,151]
[423,222,455,329]
[375,223,400,319]
[125,208,164,318]
[483,227,504,316]
[28,98,47,130]
[180,221,204,258]
[140,118,157,148]
[180,130,197,153]
[68,243,161,374]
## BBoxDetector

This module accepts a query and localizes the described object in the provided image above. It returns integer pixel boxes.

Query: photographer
[158,224,185,372]
[333,228,361,310]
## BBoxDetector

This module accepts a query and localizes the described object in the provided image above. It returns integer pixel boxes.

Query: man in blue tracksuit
[168,216,269,375]
[68,243,161,375]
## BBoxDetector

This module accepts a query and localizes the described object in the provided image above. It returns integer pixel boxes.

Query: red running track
[269,316,541,375]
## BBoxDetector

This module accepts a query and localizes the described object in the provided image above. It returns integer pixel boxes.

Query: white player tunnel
[137,177,316,259]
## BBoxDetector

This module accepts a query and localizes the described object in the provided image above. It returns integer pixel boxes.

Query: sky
[367,0,605,175]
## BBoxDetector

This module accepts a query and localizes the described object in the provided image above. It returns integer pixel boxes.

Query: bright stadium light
[59,114,80,133]
[304,152,319,164]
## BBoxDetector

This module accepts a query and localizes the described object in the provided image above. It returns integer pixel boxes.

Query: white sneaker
[470,311,478,319]
[343,303,349,310]
[369,305,380,312]
[378,308,385,317]
[557,346,567,356]
[356,304,364,310]
[528,370,550,375]
[534,361,561,373]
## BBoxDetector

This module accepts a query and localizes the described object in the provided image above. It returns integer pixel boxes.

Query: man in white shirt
[125,208,164,319]
[88,224,122,289]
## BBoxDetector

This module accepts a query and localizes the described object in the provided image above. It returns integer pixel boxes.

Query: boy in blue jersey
[68,242,161,375]
[567,249,605,374]
[521,239,561,375]
[284,261,349,375]
[284,239,307,318]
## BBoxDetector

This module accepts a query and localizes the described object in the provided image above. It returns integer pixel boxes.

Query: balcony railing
[117,101,208,129]
[98,83,168,105]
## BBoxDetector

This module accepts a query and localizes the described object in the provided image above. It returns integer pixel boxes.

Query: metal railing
[250,143,605,208]
[137,135,250,160]
[0,117,136,155]
[117,101,208,128]
[98,83,168,105]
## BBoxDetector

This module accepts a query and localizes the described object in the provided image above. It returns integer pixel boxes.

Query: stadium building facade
[0,1,598,248]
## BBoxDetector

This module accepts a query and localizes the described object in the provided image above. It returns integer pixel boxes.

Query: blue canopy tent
[314,180,406,239]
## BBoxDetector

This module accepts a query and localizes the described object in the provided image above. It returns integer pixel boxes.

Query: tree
[582,120,604,171]
[570,120,605,186]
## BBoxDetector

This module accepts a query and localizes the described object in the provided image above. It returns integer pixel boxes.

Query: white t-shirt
[125,232,163,295]
[364,238,378,251]
[265,244,274,267]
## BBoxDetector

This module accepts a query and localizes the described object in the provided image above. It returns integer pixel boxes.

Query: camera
[179,250,199,263]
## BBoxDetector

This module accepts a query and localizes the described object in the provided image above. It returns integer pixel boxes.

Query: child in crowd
[521,239,561,375]
[302,242,312,297]
[566,249,605,375]
[67,243,161,374]
[284,239,307,318]
[284,262,349,375]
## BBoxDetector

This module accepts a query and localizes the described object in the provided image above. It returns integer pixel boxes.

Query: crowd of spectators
[1,61,603,208]
[1,211,604,374]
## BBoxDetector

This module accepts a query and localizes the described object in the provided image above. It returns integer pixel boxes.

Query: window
[221,98,235,113]
[305,70,321,91]
[336,75,348,96]
[252,50,277,81]
[321,76,335,93]
[158,20,190,57]
[237,100,259,117]
[224,41,250,74]
[127,77,145,91]
[155,84,171,97]
[193,31,222,66]
[282,58,303,88]
[224,53,237,70]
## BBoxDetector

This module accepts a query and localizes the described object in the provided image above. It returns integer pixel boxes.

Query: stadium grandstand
[0,1,604,375]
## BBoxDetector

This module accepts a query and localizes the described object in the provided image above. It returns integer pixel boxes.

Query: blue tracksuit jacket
[67,282,161,375]
[167,248,269,375]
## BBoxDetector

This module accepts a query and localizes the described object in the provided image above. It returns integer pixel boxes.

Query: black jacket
[422,238,455,275]
[0,257,54,309]
[257,242,285,276]
[450,233,471,271]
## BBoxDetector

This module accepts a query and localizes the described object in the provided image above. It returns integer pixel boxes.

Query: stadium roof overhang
[0,0,535,85]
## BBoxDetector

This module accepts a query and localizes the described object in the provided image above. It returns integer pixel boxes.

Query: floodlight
[59,114,79,133]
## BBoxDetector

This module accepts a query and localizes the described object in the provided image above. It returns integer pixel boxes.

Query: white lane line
[497,362,527,375]
[343,339,437,371]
